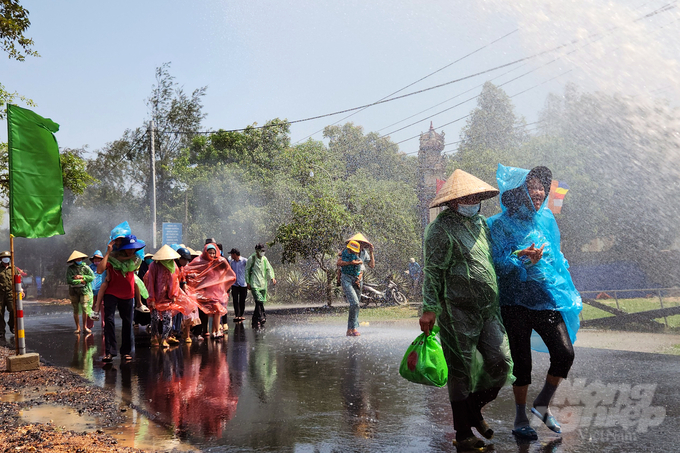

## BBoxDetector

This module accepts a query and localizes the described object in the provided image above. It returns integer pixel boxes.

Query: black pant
[501,305,574,387]
[232,286,247,318]
[104,294,134,357]
[0,291,14,334]
[251,291,266,326]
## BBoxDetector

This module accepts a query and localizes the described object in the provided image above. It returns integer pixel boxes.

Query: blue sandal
[531,407,561,433]
[512,425,538,440]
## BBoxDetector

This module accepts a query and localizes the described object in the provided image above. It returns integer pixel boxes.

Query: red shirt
[104,263,136,300]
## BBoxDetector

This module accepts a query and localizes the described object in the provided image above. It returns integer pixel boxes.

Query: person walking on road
[487,165,582,440]
[245,243,276,329]
[337,233,375,337]
[419,169,514,452]
[66,251,95,334]
[229,248,248,323]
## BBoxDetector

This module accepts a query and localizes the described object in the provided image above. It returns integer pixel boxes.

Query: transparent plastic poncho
[487,164,582,351]
[183,244,236,316]
[143,260,199,316]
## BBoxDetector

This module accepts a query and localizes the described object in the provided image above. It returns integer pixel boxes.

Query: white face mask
[1,258,9,264]
[457,203,481,217]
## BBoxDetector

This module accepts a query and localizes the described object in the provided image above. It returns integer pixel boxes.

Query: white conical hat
[67,250,88,263]
[429,169,499,208]
[152,244,180,261]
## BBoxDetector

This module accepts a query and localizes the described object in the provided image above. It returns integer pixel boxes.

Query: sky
[2,0,679,158]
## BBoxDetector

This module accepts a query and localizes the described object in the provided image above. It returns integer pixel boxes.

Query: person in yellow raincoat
[419,169,514,452]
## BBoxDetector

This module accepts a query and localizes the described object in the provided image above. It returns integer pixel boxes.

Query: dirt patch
[0,345,147,452]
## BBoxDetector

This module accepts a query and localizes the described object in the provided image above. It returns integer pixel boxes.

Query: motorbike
[360,276,408,308]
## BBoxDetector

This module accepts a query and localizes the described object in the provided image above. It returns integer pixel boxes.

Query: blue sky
[2,0,678,157]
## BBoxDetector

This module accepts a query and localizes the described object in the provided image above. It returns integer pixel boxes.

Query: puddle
[20,404,195,451]
[20,405,99,432]
[0,392,24,402]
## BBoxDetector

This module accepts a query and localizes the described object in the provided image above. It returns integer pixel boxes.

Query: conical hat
[153,244,180,261]
[67,250,88,263]
[429,169,499,208]
[345,232,372,246]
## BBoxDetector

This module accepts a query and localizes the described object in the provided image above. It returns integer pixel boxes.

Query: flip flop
[102,355,113,363]
[511,425,538,440]
[122,354,133,361]
[531,407,561,433]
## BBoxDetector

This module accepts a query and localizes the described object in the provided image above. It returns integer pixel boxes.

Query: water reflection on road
[14,311,680,452]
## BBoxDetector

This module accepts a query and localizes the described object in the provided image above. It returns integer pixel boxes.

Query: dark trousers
[251,291,266,326]
[104,294,134,356]
[232,286,247,318]
[0,291,14,334]
[501,305,575,386]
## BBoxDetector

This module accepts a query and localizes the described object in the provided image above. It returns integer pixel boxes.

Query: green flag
[7,104,65,238]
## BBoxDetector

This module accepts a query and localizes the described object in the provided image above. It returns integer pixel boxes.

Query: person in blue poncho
[487,164,582,439]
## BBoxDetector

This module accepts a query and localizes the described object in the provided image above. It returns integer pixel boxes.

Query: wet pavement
[3,306,679,452]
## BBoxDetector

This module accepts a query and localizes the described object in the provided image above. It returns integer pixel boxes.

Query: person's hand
[147,299,155,309]
[518,243,545,265]
[366,243,374,252]
[247,284,251,290]
[107,240,114,253]
[419,311,437,337]
[271,278,277,286]
[74,274,82,280]
[351,259,362,265]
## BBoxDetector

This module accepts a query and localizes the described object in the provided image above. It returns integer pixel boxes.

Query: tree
[0,0,38,61]
[272,195,352,306]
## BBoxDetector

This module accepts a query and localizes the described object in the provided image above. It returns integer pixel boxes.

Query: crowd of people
[65,221,277,363]
[419,165,582,452]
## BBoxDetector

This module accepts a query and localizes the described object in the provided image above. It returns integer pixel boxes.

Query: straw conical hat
[345,232,372,246]
[429,169,499,208]
[188,247,200,257]
[153,244,180,261]
[67,250,88,263]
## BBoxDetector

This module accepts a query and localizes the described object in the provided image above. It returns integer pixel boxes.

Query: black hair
[229,248,240,256]
[255,243,266,250]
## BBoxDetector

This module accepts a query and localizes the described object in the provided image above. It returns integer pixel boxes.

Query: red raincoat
[184,245,236,316]
[143,261,198,316]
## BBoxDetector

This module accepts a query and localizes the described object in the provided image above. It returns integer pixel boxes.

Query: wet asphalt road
[3,304,680,452]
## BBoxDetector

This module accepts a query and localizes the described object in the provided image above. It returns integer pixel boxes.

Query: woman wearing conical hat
[66,251,95,334]
[418,169,514,452]
[144,245,199,348]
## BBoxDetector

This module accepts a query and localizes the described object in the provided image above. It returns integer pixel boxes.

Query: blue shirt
[230,257,248,287]
[341,248,361,277]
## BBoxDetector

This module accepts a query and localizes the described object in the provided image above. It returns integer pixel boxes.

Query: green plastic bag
[399,326,448,387]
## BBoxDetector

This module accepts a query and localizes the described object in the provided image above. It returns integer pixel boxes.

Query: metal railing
[579,288,680,327]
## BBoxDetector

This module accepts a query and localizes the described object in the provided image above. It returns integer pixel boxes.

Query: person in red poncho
[184,243,236,338]
[144,245,199,348]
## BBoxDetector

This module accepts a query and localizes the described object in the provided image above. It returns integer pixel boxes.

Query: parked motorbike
[361,277,408,308]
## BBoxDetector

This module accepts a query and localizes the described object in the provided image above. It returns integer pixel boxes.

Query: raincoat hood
[497,164,552,217]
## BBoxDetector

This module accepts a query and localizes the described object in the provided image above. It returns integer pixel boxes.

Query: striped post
[14,273,25,355]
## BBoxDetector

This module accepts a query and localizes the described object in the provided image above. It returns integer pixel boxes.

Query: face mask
[1,258,9,264]
[257,251,265,257]
[144,258,153,264]
[457,203,481,217]
[75,260,83,266]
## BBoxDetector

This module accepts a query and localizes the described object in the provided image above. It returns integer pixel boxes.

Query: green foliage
[0,0,39,61]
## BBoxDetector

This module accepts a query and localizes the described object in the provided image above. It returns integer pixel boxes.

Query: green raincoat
[422,208,514,401]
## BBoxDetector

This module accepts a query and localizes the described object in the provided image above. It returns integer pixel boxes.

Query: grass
[581,296,680,328]
[302,305,420,323]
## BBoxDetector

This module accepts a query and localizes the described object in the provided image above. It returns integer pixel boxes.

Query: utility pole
[150,121,157,249]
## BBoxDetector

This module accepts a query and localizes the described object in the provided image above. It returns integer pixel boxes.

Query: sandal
[512,425,538,440]
[135,305,150,313]
[531,407,561,433]
[122,354,133,361]
[102,355,113,363]
[346,329,361,337]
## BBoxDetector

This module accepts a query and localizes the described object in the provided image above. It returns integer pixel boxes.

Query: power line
[292,29,519,145]
[387,2,678,146]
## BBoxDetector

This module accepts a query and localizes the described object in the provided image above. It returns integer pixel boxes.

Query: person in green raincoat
[419,169,514,453]
[245,243,276,328]
[66,250,95,334]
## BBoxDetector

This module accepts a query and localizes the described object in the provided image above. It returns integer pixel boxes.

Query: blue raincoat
[487,164,582,351]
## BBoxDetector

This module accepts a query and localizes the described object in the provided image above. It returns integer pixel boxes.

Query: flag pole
[10,234,25,355]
